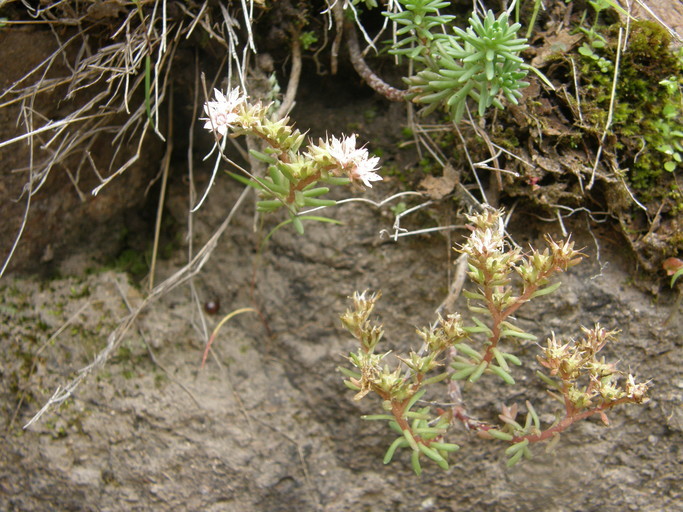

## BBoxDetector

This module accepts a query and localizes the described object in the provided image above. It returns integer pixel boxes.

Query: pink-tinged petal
[351,156,382,188]
[326,134,368,169]
[201,87,247,138]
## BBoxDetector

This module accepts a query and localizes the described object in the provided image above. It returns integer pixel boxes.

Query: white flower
[202,87,246,139]
[350,155,382,188]
[326,134,367,168]
[325,134,382,188]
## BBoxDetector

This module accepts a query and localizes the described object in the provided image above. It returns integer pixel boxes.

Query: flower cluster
[538,324,650,410]
[325,134,382,188]
[340,290,467,474]
[200,87,382,233]
[307,134,382,188]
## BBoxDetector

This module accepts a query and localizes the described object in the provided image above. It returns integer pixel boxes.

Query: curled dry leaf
[418,164,459,200]
[662,257,683,276]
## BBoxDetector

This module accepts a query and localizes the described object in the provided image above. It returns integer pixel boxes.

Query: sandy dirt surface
[2,158,681,511]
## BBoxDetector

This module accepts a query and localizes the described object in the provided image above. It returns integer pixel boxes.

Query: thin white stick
[192,139,226,212]
[587,28,622,191]
[0,114,107,149]
[569,57,583,125]
[24,185,252,430]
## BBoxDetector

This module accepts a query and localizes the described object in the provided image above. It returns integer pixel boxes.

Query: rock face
[632,1,683,42]
[1,174,681,511]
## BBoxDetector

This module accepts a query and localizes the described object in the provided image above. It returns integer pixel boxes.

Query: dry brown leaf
[418,164,459,200]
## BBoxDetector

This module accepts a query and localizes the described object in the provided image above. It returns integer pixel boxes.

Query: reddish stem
[511,397,633,444]
[480,263,558,364]
[286,170,322,204]
[371,374,435,445]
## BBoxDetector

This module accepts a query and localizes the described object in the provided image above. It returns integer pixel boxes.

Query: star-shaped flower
[202,87,246,139]
[326,134,367,168]
[350,154,382,188]
[325,134,382,188]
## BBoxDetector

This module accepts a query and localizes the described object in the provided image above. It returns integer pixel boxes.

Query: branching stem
[512,396,633,444]
[333,1,407,102]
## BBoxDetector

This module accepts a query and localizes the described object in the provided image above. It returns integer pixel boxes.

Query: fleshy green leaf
[406,389,427,413]
[492,347,510,371]
[302,186,330,197]
[536,370,562,390]
[505,438,529,457]
[506,447,525,467]
[291,216,304,234]
[451,365,476,380]
[422,372,450,386]
[361,414,395,421]
[502,352,522,366]
[500,329,538,341]
[430,441,460,452]
[249,149,278,164]
[489,364,515,385]
[454,343,482,361]
[384,437,409,464]
[418,443,449,469]
[530,281,562,299]
[403,428,420,452]
[343,380,360,391]
[526,400,540,430]
[468,360,488,383]
[488,429,514,441]
[411,450,422,476]
[338,366,361,379]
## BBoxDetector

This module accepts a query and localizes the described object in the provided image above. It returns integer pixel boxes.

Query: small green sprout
[299,31,318,51]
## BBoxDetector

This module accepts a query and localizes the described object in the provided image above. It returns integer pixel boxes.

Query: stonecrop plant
[340,208,649,474]
[202,87,381,233]
[386,0,532,121]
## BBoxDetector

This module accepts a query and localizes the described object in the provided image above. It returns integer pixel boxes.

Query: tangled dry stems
[0,0,256,275]
[2,0,260,426]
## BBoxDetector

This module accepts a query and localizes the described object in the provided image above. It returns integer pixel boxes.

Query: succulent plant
[341,208,650,473]
[387,2,531,121]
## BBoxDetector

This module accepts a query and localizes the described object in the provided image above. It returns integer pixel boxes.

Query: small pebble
[204,299,220,314]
